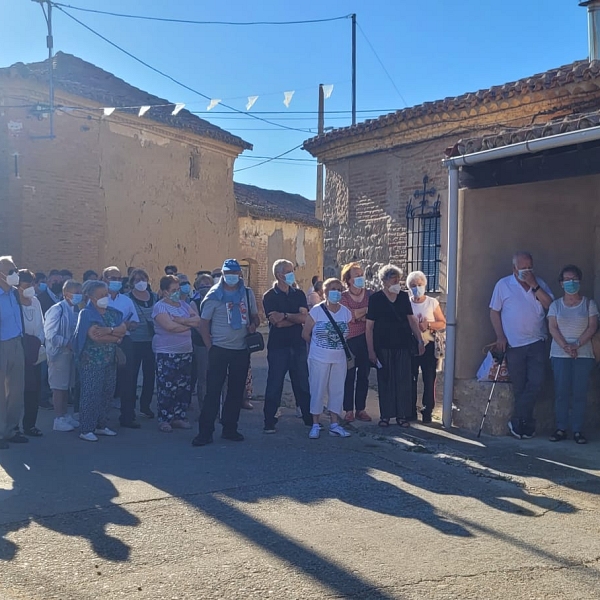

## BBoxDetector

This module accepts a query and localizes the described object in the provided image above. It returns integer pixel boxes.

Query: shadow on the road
[0,460,138,563]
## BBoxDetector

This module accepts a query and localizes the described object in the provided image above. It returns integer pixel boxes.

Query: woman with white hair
[406,271,446,423]
[366,264,425,428]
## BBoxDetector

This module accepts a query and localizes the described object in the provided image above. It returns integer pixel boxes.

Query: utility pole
[351,13,357,126]
[316,84,325,220]
[33,0,55,138]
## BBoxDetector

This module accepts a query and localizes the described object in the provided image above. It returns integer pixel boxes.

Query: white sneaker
[66,414,80,428]
[275,408,283,418]
[309,424,321,439]
[79,432,98,442]
[329,423,351,438]
[94,427,117,437]
[53,416,74,432]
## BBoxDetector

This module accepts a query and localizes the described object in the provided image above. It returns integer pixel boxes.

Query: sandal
[378,418,390,428]
[396,418,410,428]
[158,422,173,433]
[574,432,587,445]
[549,429,567,442]
[24,427,43,437]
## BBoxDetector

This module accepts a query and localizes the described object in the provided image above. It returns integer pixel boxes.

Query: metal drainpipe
[442,166,459,429]
[581,0,600,62]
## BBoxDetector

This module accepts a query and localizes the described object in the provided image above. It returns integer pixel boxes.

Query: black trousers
[411,342,436,418]
[198,346,250,436]
[23,363,41,431]
[129,341,156,412]
[115,336,137,424]
[343,334,371,413]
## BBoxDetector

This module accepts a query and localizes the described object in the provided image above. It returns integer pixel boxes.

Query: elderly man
[103,265,141,429]
[192,259,260,446]
[38,269,62,316]
[262,259,312,433]
[0,256,27,449]
[490,251,553,439]
[45,279,83,432]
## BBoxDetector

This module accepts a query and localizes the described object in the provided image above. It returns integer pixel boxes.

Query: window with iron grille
[406,176,441,292]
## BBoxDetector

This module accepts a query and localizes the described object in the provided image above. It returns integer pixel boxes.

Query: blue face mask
[169,291,181,302]
[38,282,47,292]
[328,290,342,304]
[284,272,296,286]
[224,274,239,286]
[353,276,365,288]
[71,293,83,305]
[180,283,191,295]
[108,281,122,293]
[563,280,580,295]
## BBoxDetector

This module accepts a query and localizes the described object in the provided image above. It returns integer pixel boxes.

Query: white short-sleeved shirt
[489,275,554,348]
[410,296,440,324]
[548,297,599,359]
[108,293,140,336]
[308,302,352,364]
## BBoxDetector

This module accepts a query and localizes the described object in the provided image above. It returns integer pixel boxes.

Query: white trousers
[308,358,346,416]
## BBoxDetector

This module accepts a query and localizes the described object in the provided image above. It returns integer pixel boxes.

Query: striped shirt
[548,297,598,359]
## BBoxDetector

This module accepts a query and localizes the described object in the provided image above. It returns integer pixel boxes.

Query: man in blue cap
[193,259,260,446]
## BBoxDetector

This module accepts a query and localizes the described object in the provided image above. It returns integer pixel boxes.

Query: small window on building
[189,152,201,180]
[406,176,441,292]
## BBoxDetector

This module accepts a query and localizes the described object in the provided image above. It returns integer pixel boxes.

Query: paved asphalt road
[1,354,600,599]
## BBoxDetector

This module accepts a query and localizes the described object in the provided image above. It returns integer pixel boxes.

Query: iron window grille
[406,176,441,292]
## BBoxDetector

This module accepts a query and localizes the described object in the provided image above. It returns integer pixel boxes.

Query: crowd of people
[1,249,594,449]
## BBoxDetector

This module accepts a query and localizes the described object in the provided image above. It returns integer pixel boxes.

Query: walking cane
[477,351,505,438]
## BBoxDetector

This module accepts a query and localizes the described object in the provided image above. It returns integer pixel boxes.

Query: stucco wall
[453,175,600,434]
[238,215,323,317]
[0,80,240,282]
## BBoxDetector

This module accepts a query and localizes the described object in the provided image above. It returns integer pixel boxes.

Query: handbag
[477,344,510,382]
[23,334,42,366]
[246,331,265,353]
[320,304,356,370]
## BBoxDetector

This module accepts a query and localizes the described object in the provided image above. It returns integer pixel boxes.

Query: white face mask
[23,286,36,299]
[410,285,426,298]
[388,284,402,294]
[5,272,19,286]
[96,296,110,309]
[134,281,148,292]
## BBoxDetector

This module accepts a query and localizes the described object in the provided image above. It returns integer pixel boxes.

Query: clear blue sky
[0,0,588,199]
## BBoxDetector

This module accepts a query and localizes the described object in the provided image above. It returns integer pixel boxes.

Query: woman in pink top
[340,262,372,422]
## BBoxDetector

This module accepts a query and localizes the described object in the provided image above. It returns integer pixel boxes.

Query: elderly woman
[302,277,352,439]
[366,264,425,428]
[340,262,372,423]
[17,269,46,437]
[547,264,598,445]
[73,281,127,442]
[128,268,158,419]
[152,275,201,433]
[406,271,446,424]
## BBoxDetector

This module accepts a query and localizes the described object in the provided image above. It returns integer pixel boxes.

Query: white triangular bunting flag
[246,96,258,111]
[138,105,151,117]
[283,91,295,108]
[103,107,115,116]
[207,99,221,111]
[322,84,334,99]
[172,103,185,115]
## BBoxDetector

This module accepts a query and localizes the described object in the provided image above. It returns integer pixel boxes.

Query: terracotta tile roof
[1,52,252,151]
[303,60,600,154]
[445,108,600,158]
[234,182,320,227]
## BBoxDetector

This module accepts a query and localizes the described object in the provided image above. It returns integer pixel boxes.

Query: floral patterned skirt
[155,352,193,423]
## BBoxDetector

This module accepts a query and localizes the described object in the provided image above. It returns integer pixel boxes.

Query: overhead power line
[52,3,352,26]
[54,5,314,134]
[234,144,304,173]
[356,21,408,107]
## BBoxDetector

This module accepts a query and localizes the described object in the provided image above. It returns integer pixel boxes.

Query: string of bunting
[74,86,335,118]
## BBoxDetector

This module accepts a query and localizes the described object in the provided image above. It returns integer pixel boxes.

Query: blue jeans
[551,357,594,433]
[263,345,311,428]
[506,340,546,433]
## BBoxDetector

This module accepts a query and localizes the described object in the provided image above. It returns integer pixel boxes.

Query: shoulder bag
[320,303,355,370]
[244,288,264,353]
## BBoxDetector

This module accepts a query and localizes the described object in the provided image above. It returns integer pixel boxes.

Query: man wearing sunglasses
[0,256,27,449]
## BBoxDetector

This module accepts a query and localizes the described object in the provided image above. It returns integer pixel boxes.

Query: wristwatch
[110,327,114,334]
[532,285,540,293]
[283,312,288,320]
